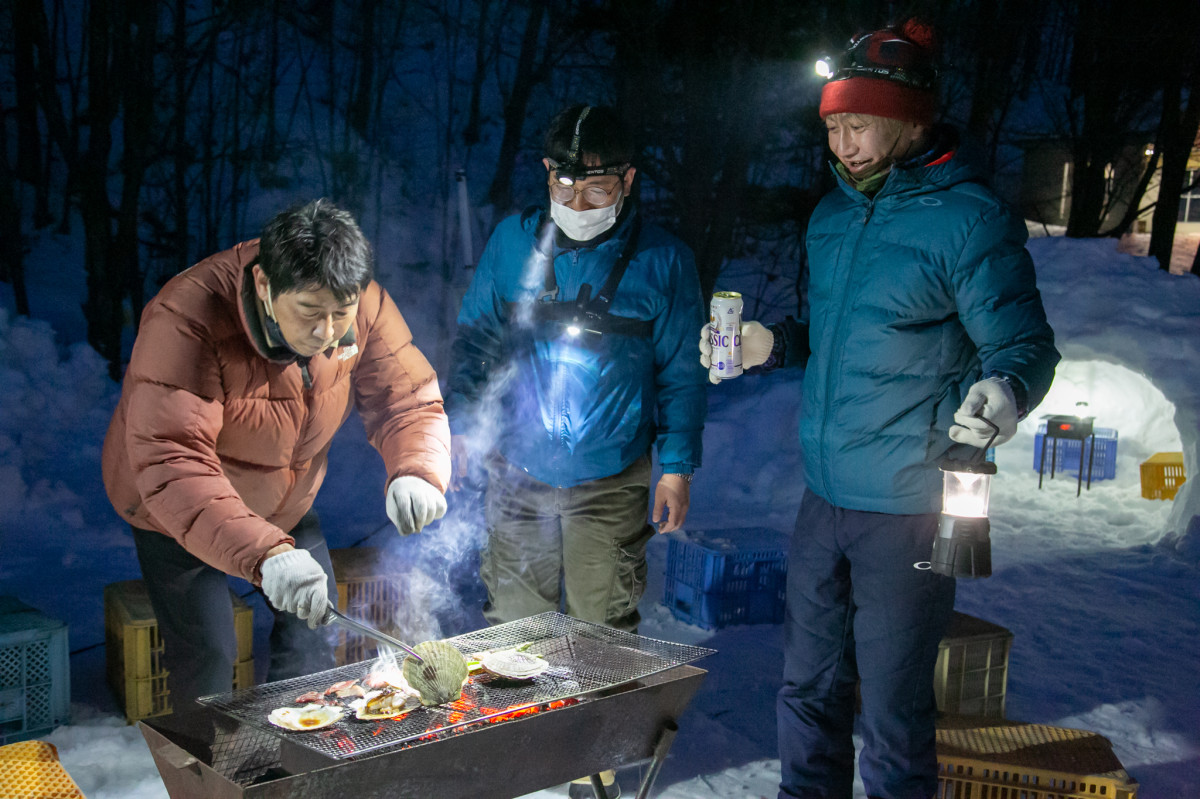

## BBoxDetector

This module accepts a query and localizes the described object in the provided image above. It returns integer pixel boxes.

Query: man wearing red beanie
[700,19,1059,799]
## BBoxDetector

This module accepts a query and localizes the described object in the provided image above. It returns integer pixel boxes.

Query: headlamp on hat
[545,105,629,186]
[814,29,937,91]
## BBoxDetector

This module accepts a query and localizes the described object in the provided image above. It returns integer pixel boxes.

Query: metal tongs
[320,606,423,663]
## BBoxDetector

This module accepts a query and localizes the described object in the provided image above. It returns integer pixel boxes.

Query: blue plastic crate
[1032,425,1118,481]
[0,597,70,744]
[663,577,785,630]
[665,528,788,595]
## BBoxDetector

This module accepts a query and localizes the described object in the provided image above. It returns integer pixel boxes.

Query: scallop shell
[480,648,548,680]
[268,703,343,731]
[402,640,470,706]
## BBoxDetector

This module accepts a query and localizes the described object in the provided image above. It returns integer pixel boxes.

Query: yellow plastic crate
[937,718,1139,798]
[1140,452,1186,500]
[104,580,254,722]
[0,741,85,799]
[330,548,406,665]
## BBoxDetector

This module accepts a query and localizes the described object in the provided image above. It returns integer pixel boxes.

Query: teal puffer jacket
[802,148,1059,514]
[449,207,706,487]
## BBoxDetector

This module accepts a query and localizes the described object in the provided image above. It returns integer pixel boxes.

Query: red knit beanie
[819,20,938,126]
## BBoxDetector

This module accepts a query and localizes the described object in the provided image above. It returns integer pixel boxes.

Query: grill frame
[197,612,714,761]
[141,663,708,799]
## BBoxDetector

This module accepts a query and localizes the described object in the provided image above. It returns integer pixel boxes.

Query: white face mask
[550,195,623,242]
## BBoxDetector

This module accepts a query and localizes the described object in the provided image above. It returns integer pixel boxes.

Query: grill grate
[198,612,713,761]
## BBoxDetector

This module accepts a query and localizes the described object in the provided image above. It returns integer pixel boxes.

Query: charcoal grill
[139,612,714,798]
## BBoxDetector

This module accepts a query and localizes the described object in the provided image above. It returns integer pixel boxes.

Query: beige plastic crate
[330,547,406,666]
[938,718,1138,798]
[104,580,253,721]
[934,611,1012,720]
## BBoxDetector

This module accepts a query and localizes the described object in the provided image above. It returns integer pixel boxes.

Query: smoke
[364,220,562,652]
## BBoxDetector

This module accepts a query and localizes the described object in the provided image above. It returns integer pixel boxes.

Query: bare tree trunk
[461,0,492,147]
[171,0,190,276]
[486,0,547,211]
[1102,141,1160,239]
[348,0,378,140]
[0,109,30,316]
[79,0,126,379]
[1148,26,1200,270]
[112,0,159,330]
[11,3,52,228]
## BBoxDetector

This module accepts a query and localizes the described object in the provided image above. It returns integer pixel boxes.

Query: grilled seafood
[268,703,343,731]
[353,688,420,720]
[479,647,548,680]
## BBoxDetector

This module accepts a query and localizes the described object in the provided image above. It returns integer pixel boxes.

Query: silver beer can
[709,291,743,380]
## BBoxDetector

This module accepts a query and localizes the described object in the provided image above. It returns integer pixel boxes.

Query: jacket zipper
[820,199,874,498]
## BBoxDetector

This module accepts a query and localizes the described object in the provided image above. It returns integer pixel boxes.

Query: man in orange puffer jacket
[102,199,451,707]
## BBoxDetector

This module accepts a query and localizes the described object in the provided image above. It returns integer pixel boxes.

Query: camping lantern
[930,417,1000,579]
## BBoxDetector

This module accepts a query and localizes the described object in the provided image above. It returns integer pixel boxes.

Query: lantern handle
[972,415,1001,463]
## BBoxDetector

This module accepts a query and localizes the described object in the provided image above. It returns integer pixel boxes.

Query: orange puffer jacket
[102,240,451,583]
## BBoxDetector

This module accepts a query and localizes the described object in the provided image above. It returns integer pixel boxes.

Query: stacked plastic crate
[329,547,406,665]
[662,528,788,630]
[934,611,1012,719]
[1033,423,1119,481]
[0,598,69,744]
[104,580,254,722]
[937,717,1139,798]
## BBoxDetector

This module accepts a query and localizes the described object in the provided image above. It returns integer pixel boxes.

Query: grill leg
[634,719,679,799]
[586,774,607,798]
[1038,435,1049,489]
[1086,433,1096,491]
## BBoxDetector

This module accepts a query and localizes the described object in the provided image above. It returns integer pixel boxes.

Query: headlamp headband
[818,30,937,91]
[545,105,629,183]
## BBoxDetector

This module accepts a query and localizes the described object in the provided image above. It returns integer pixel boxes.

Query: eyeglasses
[548,173,624,206]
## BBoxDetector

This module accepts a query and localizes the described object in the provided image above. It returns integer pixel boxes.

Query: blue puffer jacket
[449,206,706,487]
[800,145,1059,514]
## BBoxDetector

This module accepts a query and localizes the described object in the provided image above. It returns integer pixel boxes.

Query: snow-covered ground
[2,232,1199,798]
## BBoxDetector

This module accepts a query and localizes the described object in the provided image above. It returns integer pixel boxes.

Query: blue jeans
[132,511,337,709]
[777,490,955,799]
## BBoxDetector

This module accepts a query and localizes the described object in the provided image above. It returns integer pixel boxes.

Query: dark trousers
[480,454,655,632]
[132,511,337,710]
[777,489,956,799]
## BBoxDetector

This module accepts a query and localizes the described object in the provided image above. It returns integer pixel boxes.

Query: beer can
[709,291,743,380]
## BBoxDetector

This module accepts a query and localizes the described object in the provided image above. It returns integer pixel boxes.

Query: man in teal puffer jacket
[701,20,1059,799]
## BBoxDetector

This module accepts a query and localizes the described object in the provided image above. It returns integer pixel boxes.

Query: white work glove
[260,549,332,629]
[697,320,775,384]
[386,476,447,535]
[949,377,1019,448]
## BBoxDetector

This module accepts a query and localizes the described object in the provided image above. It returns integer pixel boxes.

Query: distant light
[566,325,581,337]
[1144,147,1154,156]
[815,57,834,79]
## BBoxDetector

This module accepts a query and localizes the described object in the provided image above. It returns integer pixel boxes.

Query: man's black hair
[543,104,634,168]
[258,199,372,302]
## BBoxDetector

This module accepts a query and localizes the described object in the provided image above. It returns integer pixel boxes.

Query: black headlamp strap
[593,212,642,312]
[565,106,591,169]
